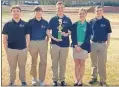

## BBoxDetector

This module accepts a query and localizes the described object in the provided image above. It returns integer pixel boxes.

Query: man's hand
[54,38,62,42]
[2,34,8,53]
[106,42,109,48]
[4,47,8,53]
[47,29,62,42]
[26,34,30,51]
[45,36,49,42]
[61,32,69,37]
[107,33,111,49]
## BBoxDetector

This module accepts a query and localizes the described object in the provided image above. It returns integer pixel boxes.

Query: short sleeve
[107,20,112,33]
[25,22,30,34]
[2,23,9,35]
[48,19,53,30]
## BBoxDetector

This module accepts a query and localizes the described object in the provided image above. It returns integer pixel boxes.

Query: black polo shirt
[2,19,29,50]
[90,16,112,42]
[27,18,48,40]
[48,15,72,47]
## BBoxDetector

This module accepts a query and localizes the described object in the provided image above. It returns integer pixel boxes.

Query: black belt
[31,39,45,41]
[93,41,106,43]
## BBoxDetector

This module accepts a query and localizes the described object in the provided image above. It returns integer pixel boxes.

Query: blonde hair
[11,5,21,12]
[78,8,87,14]
[56,1,64,7]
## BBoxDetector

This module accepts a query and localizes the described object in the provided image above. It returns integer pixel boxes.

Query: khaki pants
[50,44,69,81]
[90,42,107,82]
[29,40,48,81]
[7,48,27,83]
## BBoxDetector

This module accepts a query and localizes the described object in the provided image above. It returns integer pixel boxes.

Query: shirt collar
[12,19,22,24]
[56,14,66,19]
[78,20,87,24]
[34,17,43,22]
[95,16,104,21]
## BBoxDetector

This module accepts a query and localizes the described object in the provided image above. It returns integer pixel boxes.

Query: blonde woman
[71,8,92,86]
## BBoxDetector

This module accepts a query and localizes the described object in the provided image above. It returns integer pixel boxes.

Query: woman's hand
[75,45,82,52]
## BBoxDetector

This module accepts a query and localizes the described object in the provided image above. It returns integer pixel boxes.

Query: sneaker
[32,78,37,86]
[53,81,58,86]
[39,80,46,86]
[61,81,66,86]
[21,82,27,86]
[99,82,107,86]
[8,82,14,86]
[89,78,97,84]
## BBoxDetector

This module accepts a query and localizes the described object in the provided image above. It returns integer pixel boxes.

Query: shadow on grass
[88,81,110,86]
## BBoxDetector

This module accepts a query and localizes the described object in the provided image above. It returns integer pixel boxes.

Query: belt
[31,39,45,41]
[93,41,106,43]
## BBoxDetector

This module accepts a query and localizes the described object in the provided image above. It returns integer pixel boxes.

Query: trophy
[58,18,63,40]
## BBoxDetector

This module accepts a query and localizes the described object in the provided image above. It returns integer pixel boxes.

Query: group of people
[2,1,112,86]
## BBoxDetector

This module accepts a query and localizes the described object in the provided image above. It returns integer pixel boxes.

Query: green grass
[2,39,119,86]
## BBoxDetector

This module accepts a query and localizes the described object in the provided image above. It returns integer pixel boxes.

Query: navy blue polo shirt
[48,15,72,47]
[2,19,29,50]
[90,16,112,42]
[27,18,48,40]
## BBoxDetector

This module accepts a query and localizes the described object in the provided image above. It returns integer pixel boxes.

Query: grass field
[2,10,119,86]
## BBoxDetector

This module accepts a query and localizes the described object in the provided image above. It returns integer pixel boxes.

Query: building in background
[1,0,119,6]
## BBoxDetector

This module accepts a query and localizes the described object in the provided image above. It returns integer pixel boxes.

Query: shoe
[39,80,46,86]
[8,82,14,86]
[32,78,37,86]
[74,82,78,86]
[61,81,66,86]
[89,78,97,84]
[21,82,27,86]
[53,81,58,86]
[99,82,107,86]
[78,83,83,86]
[78,82,83,86]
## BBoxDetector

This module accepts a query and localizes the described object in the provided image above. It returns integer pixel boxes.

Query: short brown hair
[95,5,103,11]
[33,6,43,12]
[78,8,87,14]
[11,5,21,12]
[56,1,64,7]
